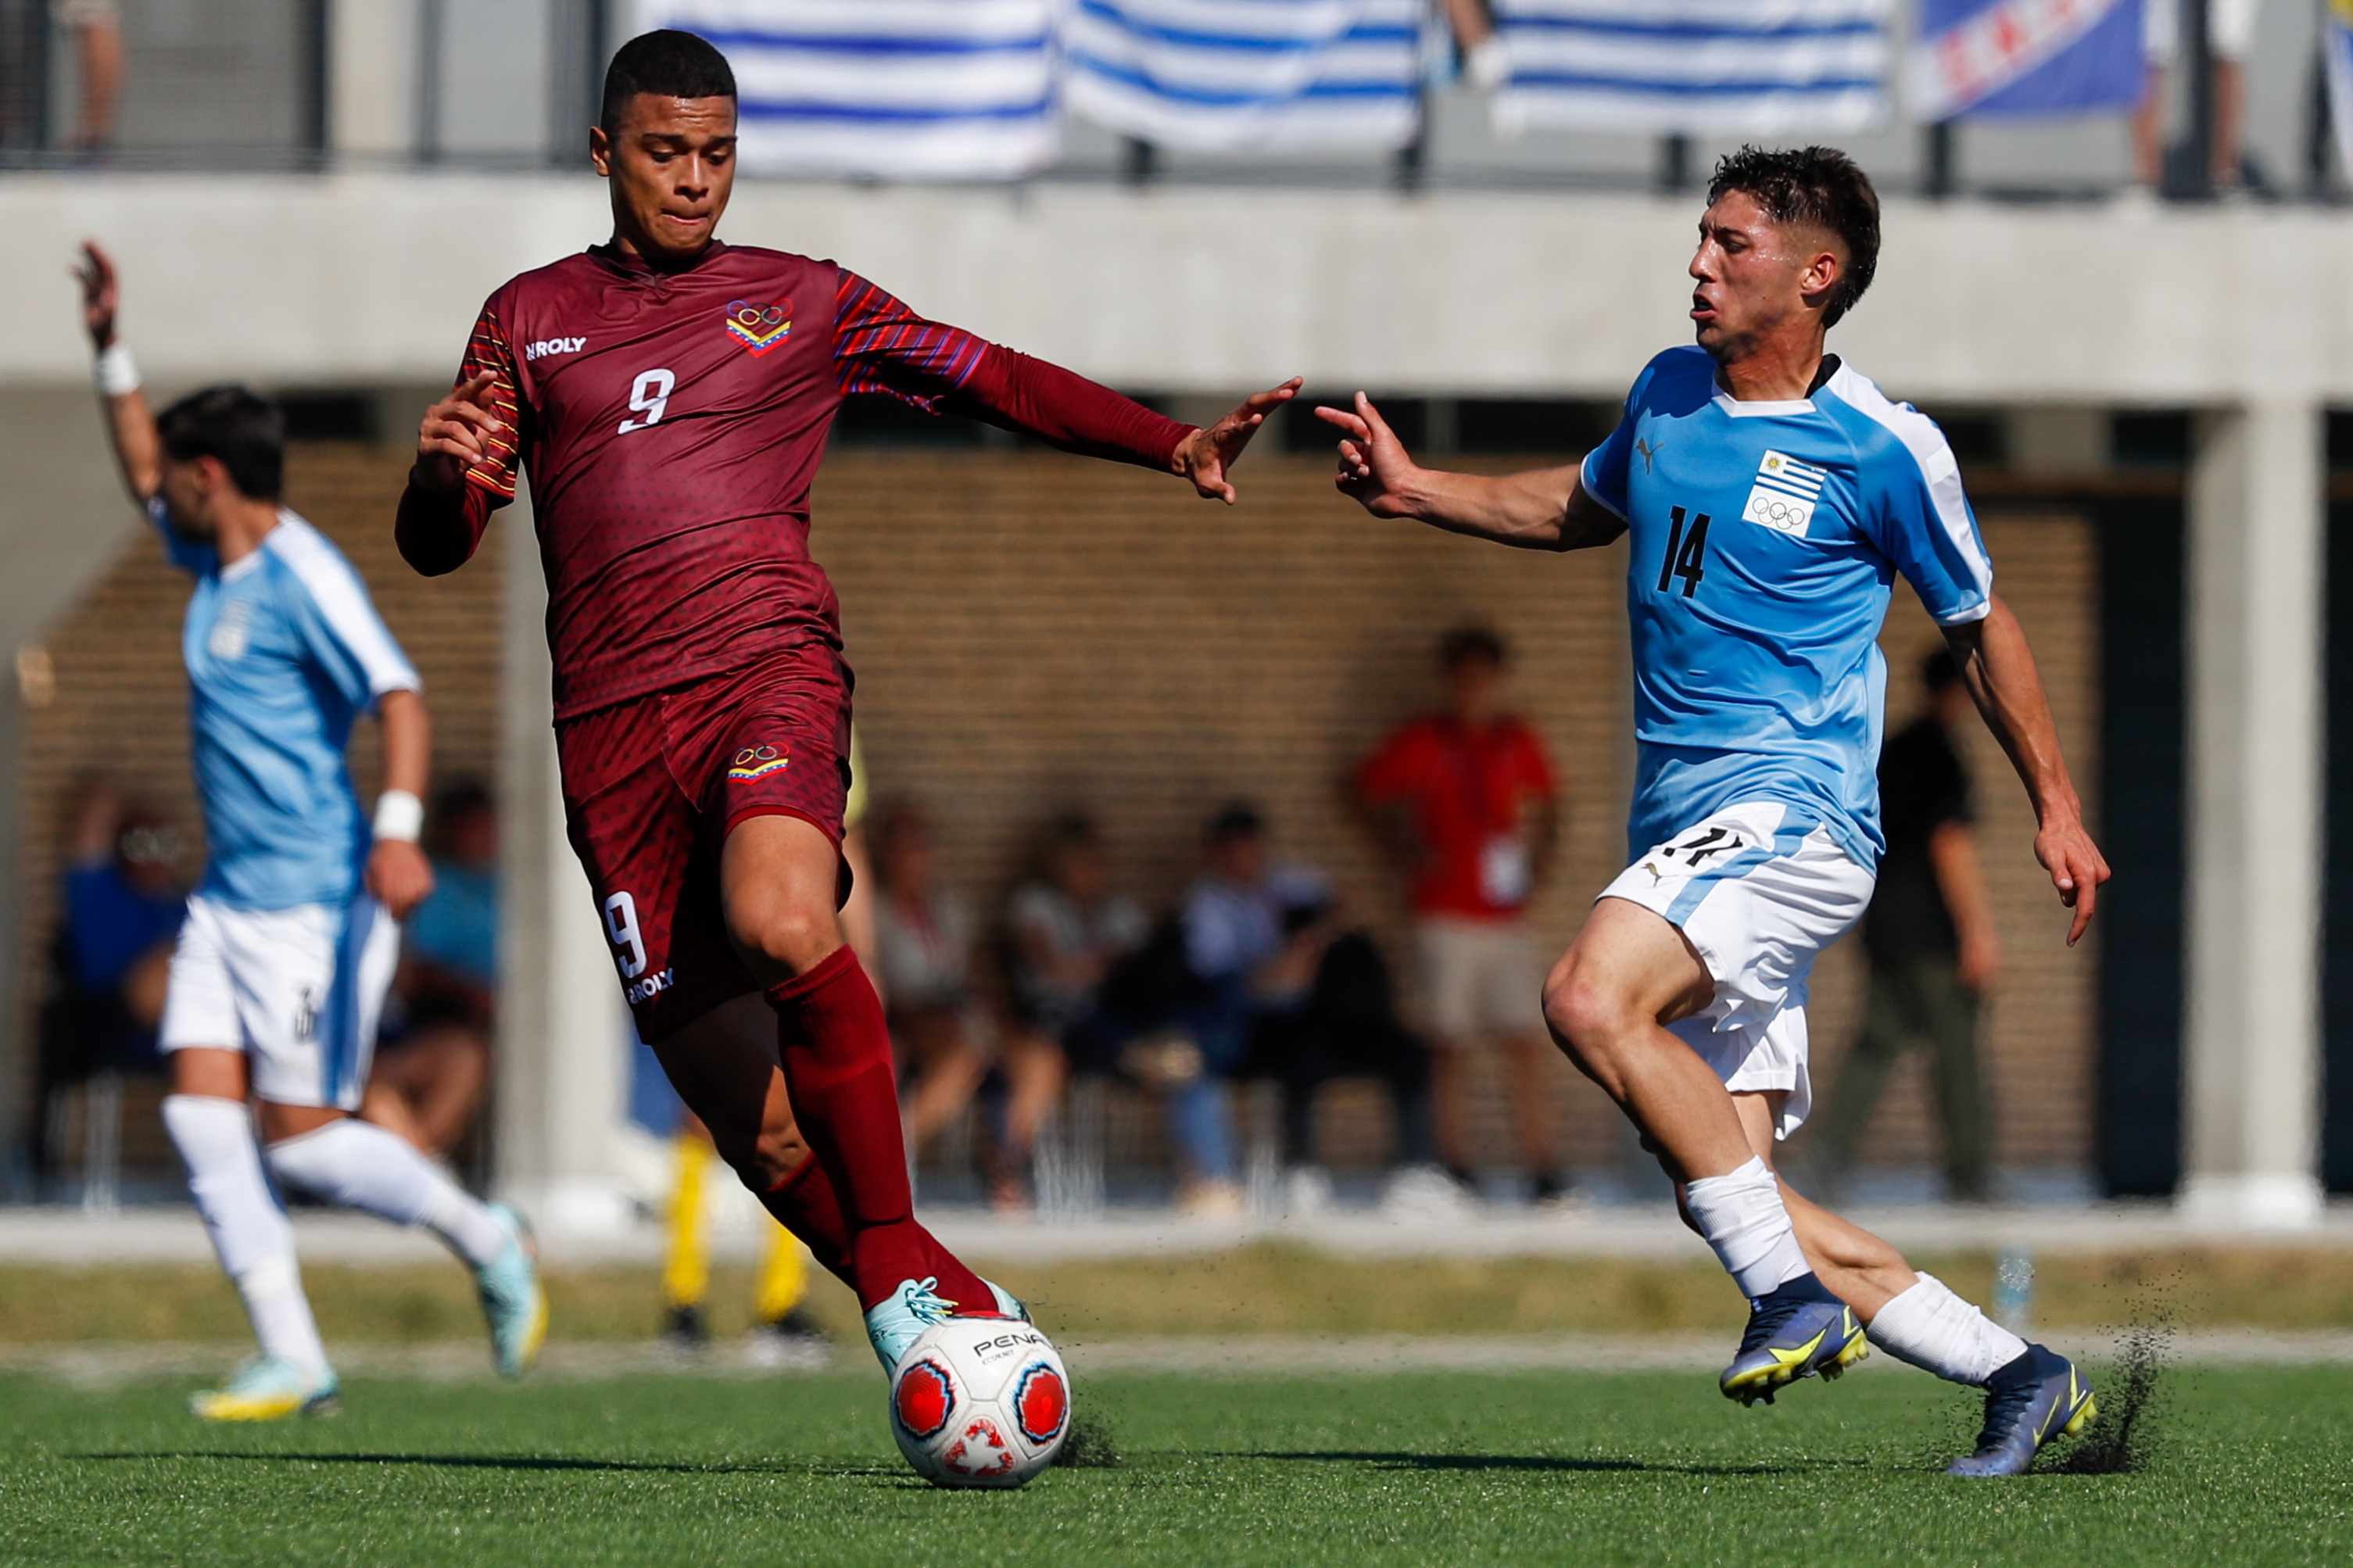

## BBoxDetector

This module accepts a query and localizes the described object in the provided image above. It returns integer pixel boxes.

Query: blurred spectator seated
[364,782,496,1171]
[35,782,187,1188]
[875,803,1063,1210]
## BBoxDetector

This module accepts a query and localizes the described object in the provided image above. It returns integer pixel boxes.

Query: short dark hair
[1205,801,1264,844]
[601,30,737,136]
[1706,145,1880,328]
[1920,647,1964,694]
[1440,625,1508,671]
[155,385,284,501]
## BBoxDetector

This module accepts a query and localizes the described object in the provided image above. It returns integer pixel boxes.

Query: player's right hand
[75,240,117,348]
[413,373,504,493]
[1316,392,1420,518]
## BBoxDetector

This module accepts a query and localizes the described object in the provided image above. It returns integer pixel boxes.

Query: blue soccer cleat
[190,1355,340,1422]
[1720,1287,1868,1406]
[864,1276,1029,1371]
[474,1202,547,1379]
[1947,1345,2097,1477]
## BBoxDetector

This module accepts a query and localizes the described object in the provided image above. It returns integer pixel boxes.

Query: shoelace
[1736,1296,1809,1355]
[902,1276,953,1326]
[1973,1376,2041,1452]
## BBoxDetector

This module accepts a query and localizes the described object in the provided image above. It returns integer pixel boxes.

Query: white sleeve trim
[1826,363,1993,620]
[265,512,423,698]
[1578,447,1628,520]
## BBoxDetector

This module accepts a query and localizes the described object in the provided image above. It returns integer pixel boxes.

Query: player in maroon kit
[396,30,1296,1369]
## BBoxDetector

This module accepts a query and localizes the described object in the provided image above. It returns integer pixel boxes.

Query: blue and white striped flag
[1907,0,2142,122]
[1491,1,1894,136]
[1061,0,1427,153]
[2327,0,2353,184]
[638,0,1059,181]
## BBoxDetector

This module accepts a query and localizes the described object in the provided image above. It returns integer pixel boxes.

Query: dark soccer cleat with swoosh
[1946,1345,2097,1477]
[1719,1277,1869,1406]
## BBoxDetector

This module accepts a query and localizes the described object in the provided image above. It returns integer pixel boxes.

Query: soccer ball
[888,1316,1071,1487]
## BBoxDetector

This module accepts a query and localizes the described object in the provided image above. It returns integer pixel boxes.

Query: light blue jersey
[153,501,421,911]
[1581,347,1993,868]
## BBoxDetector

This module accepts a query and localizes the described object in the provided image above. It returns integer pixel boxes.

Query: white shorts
[1597,803,1873,1138]
[2144,0,2259,63]
[159,893,400,1111]
[1416,916,1543,1041]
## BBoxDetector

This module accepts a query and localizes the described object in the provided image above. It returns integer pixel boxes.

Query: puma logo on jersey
[525,337,588,360]
[1635,436,1664,473]
[1742,449,1829,538]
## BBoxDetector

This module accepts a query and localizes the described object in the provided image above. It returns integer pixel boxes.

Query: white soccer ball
[887,1316,1071,1487]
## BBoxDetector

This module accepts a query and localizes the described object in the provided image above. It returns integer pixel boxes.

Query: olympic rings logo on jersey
[729,744,790,782]
[724,299,793,356]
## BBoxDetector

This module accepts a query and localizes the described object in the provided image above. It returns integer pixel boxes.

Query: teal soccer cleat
[190,1355,340,1422]
[864,1276,1030,1371]
[1947,1346,2097,1477]
[1719,1283,1868,1406]
[475,1202,547,1379]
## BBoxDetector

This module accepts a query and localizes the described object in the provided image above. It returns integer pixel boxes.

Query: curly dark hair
[1706,145,1880,328]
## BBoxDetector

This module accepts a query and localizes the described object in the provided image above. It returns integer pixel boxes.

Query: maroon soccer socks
[765,948,992,1313]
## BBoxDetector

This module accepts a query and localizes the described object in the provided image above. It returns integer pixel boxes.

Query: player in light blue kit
[78,245,544,1419]
[1320,149,2108,1477]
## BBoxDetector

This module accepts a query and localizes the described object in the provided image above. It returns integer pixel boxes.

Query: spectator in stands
[34,782,187,1173]
[1005,813,1149,1061]
[1806,650,1998,1204]
[363,782,495,1162]
[54,0,125,156]
[1354,625,1567,1205]
[874,801,1062,1209]
[2135,0,2259,195]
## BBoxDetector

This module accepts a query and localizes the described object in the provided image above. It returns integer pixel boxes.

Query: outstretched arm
[75,242,161,506]
[1941,597,2109,944]
[1316,393,1624,551]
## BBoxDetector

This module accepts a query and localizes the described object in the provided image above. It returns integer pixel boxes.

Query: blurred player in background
[78,244,544,1419]
[396,30,1295,1373]
[1321,147,2109,1477]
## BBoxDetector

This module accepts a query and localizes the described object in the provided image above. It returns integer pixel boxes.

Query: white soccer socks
[264,1116,505,1267]
[1864,1272,2029,1387]
[1683,1155,1813,1300]
[161,1094,329,1373]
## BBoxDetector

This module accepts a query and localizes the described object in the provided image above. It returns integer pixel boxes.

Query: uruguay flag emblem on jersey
[1743,450,1830,538]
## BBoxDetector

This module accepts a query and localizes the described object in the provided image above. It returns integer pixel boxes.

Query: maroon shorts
[557,645,852,1040]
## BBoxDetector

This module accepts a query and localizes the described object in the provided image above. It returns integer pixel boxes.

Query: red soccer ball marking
[1015,1364,1069,1445]
[943,1416,1018,1477]
[894,1359,954,1441]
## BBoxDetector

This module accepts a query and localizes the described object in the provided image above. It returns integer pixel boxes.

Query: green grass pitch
[1,1365,2347,1567]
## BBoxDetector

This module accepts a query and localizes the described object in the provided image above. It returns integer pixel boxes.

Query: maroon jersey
[414,241,1188,718]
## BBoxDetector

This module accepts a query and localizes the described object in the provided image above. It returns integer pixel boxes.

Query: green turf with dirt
[0,1362,2345,1567]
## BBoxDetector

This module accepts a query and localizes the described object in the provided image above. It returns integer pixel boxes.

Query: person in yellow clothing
[658,731,882,1357]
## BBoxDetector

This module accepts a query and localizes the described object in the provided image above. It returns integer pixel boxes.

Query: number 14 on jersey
[1656,506,1710,599]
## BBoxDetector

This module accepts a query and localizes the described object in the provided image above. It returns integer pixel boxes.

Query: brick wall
[16,443,2098,1181]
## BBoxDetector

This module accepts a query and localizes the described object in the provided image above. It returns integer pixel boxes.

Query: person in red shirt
[1355,626,1565,1204]
[396,30,1296,1371]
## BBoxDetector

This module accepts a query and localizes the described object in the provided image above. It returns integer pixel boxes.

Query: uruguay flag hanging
[638,0,1060,181]
[2327,0,2353,184]
[1488,1,1896,136]
[1061,0,1427,152]
[1907,0,2143,123]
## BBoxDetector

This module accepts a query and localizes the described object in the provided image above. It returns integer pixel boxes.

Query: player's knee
[1541,972,1628,1065]
[723,893,838,978]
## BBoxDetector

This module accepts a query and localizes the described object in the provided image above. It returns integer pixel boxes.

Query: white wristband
[373,789,424,843]
[94,341,140,398]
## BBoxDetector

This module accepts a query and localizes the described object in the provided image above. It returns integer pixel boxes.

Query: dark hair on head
[433,779,494,821]
[1706,145,1880,328]
[1439,624,1508,671]
[1920,647,1964,694]
[1205,800,1264,844]
[601,29,737,136]
[155,385,284,501]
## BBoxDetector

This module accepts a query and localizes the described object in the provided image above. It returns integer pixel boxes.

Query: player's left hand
[1173,378,1302,504]
[2034,814,2108,947]
[367,838,436,921]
